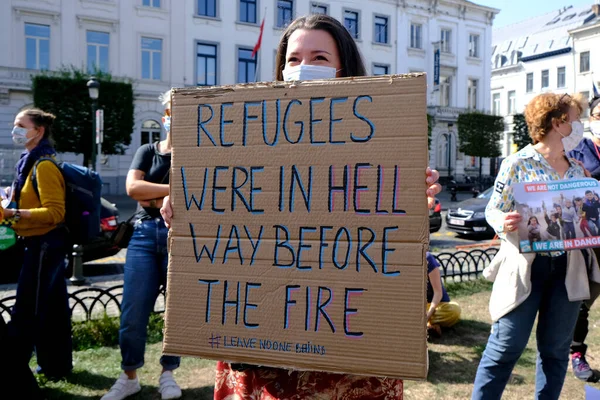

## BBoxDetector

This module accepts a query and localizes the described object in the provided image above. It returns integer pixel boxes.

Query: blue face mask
[163,116,171,133]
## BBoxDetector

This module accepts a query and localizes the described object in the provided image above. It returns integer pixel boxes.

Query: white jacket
[483,231,600,322]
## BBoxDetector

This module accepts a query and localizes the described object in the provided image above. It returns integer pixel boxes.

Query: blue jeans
[563,221,576,240]
[119,218,180,371]
[587,218,600,236]
[8,227,72,378]
[472,254,581,400]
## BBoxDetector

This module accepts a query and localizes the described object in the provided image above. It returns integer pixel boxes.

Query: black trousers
[8,227,73,378]
[571,248,600,356]
[0,316,42,398]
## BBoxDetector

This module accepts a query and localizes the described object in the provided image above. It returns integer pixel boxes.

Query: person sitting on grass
[426,252,461,337]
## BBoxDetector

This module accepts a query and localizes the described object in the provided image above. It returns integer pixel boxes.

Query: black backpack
[32,158,103,244]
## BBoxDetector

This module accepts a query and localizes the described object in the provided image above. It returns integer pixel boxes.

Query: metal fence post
[70,244,86,286]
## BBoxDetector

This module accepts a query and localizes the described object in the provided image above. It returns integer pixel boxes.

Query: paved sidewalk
[437,189,483,210]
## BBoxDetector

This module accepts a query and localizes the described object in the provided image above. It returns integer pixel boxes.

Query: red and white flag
[251,16,265,58]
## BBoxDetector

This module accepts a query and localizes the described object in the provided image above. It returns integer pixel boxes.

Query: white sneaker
[101,373,141,400]
[159,370,182,400]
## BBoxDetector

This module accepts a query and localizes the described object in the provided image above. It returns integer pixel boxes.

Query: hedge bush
[72,313,164,351]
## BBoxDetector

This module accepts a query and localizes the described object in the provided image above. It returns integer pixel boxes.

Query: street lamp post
[86,77,100,171]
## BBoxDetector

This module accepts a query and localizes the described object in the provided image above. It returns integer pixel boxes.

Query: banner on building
[434,48,440,86]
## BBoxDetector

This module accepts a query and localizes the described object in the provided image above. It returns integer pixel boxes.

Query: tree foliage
[457,112,505,158]
[458,112,505,182]
[31,67,134,166]
[512,113,531,151]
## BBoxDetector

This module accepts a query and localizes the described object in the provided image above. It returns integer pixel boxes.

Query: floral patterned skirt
[214,361,403,400]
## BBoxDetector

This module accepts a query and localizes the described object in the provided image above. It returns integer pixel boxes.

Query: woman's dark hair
[22,108,56,140]
[528,216,538,225]
[274,14,367,81]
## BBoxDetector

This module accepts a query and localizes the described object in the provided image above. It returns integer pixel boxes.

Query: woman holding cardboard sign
[471,93,600,399]
[102,91,182,400]
[161,14,441,400]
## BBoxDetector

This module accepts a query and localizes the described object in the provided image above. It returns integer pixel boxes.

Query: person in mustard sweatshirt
[2,108,72,380]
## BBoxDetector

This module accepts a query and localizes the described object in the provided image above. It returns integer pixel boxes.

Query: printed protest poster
[163,74,429,379]
[513,178,600,253]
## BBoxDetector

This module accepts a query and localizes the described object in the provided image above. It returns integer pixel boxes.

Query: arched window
[436,135,447,170]
[437,132,455,177]
[141,119,161,146]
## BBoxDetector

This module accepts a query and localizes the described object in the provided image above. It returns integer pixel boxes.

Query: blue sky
[477,0,593,27]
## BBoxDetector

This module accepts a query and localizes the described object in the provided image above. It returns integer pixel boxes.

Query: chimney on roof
[594,3,600,16]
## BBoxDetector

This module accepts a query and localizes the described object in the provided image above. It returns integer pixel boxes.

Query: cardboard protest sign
[514,178,600,252]
[163,74,429,380]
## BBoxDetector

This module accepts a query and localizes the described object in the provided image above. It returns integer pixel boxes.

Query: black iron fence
[0,247,498,322]
[436,247,498,283]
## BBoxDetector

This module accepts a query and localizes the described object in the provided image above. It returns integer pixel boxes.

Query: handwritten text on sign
[164,75,429,379]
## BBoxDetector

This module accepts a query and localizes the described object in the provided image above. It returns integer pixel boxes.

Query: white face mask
[282,65,337,82]
[560,121,584,153]
[590,120,600,138]
[11,126,31,146]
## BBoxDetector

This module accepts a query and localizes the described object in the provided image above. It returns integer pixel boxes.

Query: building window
[141,120,162,146]
[25,23,50,70]
[508,90,516,114]
[410,23,422,49]
[557,66,566,88]
[581,91,591,117]
[277,0,293,27]
[239,0,256,23]
[541,69,549,89]
[469,34,480,58]
[441,29,452,53]
[141,37,162,80]
[311,3,327,15]
[87,31,109,73]
[344,10,359,39]
[373,64,389,76]
[440,76,452,107]
[492,93,500,115]
[467,79,478,110]
[526,72,534,93]
[142,0,160,7]
[374,16,388,44]
[238,48,257,83]
[580,51,590,73]
[197,43,217,86]
[198,0,217,17]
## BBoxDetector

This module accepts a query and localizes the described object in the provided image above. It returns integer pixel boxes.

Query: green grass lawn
[35,279,600,399]
[404,280,600,399]
[35,346,216,399]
